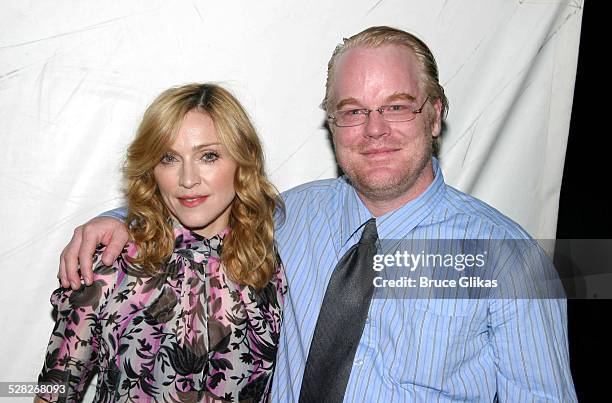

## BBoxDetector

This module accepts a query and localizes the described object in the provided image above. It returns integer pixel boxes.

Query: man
[59,26,576,402]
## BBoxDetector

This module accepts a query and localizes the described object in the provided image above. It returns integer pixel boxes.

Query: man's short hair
[322,26,449,119]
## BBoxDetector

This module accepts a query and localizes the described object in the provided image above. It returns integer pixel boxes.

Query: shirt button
[365,316,370,324]
[354,358,364,366]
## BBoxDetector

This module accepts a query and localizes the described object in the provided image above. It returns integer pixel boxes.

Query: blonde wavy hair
[123,83,283,290]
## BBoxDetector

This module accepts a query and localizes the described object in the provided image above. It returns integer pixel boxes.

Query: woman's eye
[160,153,177,164]
[201,152,219,163]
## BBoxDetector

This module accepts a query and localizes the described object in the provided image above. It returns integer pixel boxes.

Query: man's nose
[364,109,390,139]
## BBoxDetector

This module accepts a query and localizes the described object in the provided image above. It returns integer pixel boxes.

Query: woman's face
[153,110,237,238]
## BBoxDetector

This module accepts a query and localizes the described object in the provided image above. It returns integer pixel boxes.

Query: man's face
[330,44,442,208]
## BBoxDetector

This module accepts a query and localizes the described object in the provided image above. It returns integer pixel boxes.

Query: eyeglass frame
[328,96,430,127]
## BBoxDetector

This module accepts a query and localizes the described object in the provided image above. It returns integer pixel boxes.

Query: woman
[35,83,286,402]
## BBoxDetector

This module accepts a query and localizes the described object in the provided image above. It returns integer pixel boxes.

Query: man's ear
[431,98,443,138]
[328,120,337,139]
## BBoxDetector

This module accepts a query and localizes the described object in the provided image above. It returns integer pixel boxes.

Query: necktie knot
[359,218,378,245]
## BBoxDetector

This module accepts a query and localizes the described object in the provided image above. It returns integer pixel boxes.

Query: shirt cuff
[100,206,127,222]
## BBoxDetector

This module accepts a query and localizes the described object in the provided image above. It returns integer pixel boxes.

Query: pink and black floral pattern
[37,224,286,402]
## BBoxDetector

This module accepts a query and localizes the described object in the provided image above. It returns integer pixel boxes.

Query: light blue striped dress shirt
[272,158,576,402]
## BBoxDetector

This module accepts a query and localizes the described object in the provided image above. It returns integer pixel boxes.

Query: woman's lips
[178,195,208,207]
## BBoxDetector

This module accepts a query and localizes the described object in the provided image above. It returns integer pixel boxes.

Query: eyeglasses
[328,96,429,127]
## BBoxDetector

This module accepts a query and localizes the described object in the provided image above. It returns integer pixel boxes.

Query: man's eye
[201,152,219,163]
[386,104,410,112]
[340,109,366,116]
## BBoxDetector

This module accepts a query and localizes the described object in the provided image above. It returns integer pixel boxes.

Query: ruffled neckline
[170,220,230,264]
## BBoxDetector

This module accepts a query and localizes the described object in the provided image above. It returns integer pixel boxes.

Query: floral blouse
[37,224,286,403]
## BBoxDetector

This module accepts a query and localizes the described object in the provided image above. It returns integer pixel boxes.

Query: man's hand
[58,217,129,290]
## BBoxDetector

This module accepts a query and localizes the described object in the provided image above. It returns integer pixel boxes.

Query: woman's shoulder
[91,242,146,277]
[51,242,149,313]
[272,262,287,297]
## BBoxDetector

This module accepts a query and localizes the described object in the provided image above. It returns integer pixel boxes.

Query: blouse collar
[171,219,230,263]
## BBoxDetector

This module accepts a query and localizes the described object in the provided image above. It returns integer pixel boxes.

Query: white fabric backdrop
[0,0,582,397]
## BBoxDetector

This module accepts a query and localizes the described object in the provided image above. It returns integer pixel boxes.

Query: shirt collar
[339,178,374,247]
[339,157,446,246]
[377,157,446,239]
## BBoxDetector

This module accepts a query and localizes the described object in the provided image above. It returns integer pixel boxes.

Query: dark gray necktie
[299,218,378,403]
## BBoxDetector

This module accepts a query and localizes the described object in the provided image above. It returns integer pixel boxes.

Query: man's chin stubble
[349,174,418,204]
